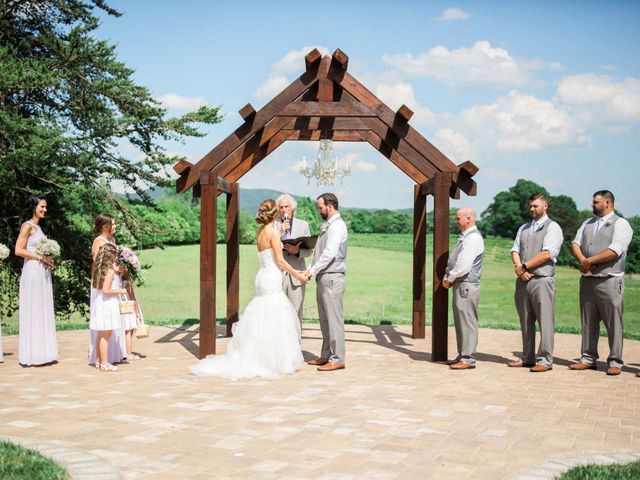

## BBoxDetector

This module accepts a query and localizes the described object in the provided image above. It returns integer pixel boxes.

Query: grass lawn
[2,234,639,337]
[0,440,68,480]
[557,460,640,479]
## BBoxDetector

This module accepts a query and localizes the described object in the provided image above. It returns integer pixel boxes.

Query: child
[91,244,128,372]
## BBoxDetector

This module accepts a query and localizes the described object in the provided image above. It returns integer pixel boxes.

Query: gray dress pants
[579,276,625,368]
[514,276,555,366]
[452,281,479,365]
[316,273,346,364]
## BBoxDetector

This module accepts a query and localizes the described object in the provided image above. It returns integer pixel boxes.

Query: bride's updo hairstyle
[255,199,278,226]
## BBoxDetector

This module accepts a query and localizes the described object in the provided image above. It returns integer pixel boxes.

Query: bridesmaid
[14,194,58,366]
[88,213,125,366]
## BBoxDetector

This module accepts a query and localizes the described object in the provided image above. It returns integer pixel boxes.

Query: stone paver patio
[1,324,639,479]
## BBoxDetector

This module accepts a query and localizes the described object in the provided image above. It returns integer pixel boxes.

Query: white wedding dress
[190,247,303,379]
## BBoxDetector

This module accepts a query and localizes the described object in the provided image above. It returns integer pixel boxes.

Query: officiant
[276,194,312,323]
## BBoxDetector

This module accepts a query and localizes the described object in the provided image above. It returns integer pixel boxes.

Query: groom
[305,193,348,372]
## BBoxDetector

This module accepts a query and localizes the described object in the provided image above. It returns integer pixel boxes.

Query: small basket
[119,294,135,315]
[136,318,150,339]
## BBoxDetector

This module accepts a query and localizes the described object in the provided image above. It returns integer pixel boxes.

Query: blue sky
[98,1,640,216]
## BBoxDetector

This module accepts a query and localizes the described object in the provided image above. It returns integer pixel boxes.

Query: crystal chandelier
[300,139,351,186]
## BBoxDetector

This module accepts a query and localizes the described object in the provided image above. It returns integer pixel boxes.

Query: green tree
[479,179,549,237]
[0,1,223,318]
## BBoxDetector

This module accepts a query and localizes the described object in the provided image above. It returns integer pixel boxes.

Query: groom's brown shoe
[317,362,345,371]
[307,357,329,366]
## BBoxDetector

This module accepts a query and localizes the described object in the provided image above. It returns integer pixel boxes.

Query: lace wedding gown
[190,248,303,380]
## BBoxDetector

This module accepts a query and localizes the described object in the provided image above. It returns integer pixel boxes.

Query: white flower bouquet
[35,238,61,258]
[0,243,9,261]
[35,238,60,276]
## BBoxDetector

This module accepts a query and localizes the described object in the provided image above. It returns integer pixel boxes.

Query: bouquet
[118,246,145,286]
[35,238,60,277]
[0,243,9,261]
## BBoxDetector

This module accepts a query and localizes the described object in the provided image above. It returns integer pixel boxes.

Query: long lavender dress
[18,222,58,366]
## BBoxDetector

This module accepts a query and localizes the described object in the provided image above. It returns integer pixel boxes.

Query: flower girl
[91,243,128,372]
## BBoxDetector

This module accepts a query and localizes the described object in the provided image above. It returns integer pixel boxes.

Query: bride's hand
[295,270,308,284]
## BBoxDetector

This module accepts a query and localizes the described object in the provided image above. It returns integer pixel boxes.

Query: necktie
[529,221,537,236]
[593,218,602,236]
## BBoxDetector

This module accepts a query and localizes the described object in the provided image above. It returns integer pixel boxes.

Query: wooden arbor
[174,48,478,361]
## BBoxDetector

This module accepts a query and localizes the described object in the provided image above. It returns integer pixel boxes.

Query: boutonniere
[536,224,545,232]
[604,220,612,227]
[320,223,329,234]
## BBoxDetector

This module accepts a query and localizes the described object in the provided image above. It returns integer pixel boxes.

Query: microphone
[283,213,291,236]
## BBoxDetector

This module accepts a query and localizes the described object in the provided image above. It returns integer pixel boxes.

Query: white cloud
[273,45,331,74]
[253,75,289,100]
[556,74,640,127]
[374,81,437,127]
[382,41,536,90]
[254,46,331,101]
[459,90,589,152]
[438,7,470,22]
[157,93,207,111]
[430,128,475,163]
[353,160,377,172]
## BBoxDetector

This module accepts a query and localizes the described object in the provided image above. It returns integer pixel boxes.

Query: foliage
[556,461,640,480]
[0,0,222,317]
[0,440,68,480]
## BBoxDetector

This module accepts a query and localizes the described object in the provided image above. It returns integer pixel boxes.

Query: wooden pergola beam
[431,172,453,362]
[176,61,322,193]
[198,169,219,358]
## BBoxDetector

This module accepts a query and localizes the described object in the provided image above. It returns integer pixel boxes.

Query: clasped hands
[39,255,55,268]
[293,269,313,284]
[514,264,533,282]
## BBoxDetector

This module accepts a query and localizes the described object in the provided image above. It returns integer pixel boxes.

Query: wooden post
[199,170,218,358]
[226,182,240,337]
[432,172,452,362]
[412,184,427,339]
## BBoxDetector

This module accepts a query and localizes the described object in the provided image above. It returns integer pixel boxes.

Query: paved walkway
[1,324,639,479]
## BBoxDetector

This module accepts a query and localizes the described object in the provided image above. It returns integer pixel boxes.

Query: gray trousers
[452,281,479,365]
[316,273,346,364]
[514,276,556,366]
[282,274,305,324]
[579,276,625,368]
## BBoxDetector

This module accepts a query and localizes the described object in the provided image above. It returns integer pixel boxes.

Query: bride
[190,199,307,379]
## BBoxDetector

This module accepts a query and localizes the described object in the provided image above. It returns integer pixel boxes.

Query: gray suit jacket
[276,217,312,285]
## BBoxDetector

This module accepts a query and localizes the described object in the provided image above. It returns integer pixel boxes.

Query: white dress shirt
[310,213,348,276]
[446,225,484,283]
[510,215,564,262]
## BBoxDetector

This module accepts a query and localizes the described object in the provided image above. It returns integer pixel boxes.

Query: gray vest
[313,216,348,275]
[446,229,484,285]
[580,214,626,276]
[519,219,556,277]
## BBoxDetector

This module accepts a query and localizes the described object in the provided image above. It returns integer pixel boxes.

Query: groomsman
[276,194,312,323]
[305,193,348,372]
[569,190,633,376]
[443,207,484,370]
[508,193,563,372]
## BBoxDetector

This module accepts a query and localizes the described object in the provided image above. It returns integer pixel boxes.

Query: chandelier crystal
[300,139,351,186]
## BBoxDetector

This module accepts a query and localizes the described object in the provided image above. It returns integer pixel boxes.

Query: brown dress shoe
[530,364,552,372]
[446,358,461,365]
[569,362,597,370]
[307,357,329,366]
[606,367,621,376]
[317,362,345,371]
[450,362,475,370]
[507,361,535,368]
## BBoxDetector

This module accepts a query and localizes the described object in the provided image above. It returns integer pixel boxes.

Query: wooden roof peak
[175,48,477,197]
